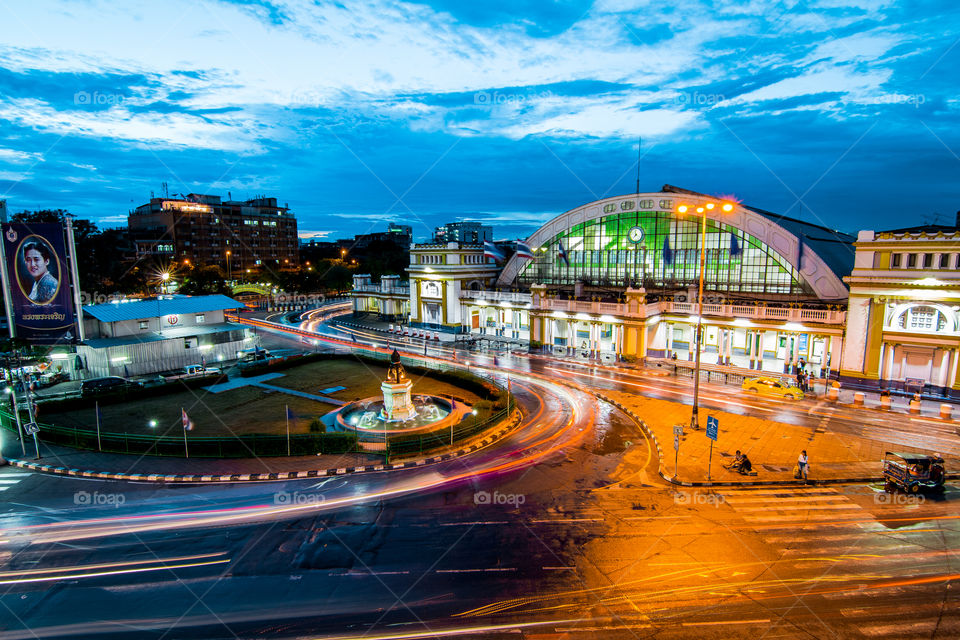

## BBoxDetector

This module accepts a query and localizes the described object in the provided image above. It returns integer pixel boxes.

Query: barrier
[940,403,952,420]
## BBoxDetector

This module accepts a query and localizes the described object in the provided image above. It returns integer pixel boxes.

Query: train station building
[350,185,959,397]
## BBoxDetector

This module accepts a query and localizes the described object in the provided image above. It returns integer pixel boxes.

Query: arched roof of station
[496,187,854,301]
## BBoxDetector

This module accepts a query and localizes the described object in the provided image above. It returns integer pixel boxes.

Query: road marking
[530,518,603,523]
[681,618,771,627]
[543,566,576,570]
[438,521,509,526]
[436,568,516,573]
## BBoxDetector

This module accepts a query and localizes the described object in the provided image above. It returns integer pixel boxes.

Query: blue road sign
[706,416,718,441]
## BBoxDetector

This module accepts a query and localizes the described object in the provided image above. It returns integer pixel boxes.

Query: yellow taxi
[741,376,804,400]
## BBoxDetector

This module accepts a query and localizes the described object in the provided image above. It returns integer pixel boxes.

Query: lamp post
[677,200,734,432]
[226,251,231,281]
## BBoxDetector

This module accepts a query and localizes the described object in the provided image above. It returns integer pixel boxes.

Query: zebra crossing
[718,486,869,528]
[717,485,960,638]
[0,470,33,492]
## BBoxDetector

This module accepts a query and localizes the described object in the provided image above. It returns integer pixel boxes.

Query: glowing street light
[676,199,735,432]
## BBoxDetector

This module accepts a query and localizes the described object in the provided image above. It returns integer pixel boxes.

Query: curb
[2,411,524,484]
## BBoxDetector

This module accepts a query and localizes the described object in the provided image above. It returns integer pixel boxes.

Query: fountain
[326,349,472,440]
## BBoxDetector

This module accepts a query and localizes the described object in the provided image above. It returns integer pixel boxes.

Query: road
[0,314,956,638]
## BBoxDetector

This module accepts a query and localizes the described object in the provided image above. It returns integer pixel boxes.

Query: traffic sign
[673,425,684,437]
[23,422,39,435]
[706,416,719,441]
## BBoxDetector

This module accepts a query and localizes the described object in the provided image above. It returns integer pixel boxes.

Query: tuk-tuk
[882,452,946,493]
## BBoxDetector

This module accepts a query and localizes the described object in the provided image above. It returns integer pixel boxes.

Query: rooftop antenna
[635,136,641,195]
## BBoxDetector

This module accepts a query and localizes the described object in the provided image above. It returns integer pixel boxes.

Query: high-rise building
[127,194,298,272]
[433,221,491,244]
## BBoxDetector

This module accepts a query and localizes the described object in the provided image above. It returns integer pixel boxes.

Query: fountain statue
[380,350,417,421]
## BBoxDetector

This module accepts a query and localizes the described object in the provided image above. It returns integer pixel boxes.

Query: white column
[884,343,896,381]
[938,349,951,387]
[756,331,765,370]
[567,320,575,355]
[725,328,734,365]
[665,323,674,357]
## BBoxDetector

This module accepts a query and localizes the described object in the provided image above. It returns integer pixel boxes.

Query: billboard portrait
[2,223,77,344]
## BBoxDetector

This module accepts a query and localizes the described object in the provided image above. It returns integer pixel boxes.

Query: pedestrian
[797,449,809,480]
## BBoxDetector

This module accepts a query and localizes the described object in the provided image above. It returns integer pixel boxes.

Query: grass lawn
[40,358,484,438]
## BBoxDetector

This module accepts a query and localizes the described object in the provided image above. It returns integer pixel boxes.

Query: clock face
[628,226,645,243]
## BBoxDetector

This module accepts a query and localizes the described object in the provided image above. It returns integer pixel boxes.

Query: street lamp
[161,271,170,295]
[226,251,232,280]
[676,200,734,431]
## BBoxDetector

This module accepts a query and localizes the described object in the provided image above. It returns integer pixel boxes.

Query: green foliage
[309,417,326,433]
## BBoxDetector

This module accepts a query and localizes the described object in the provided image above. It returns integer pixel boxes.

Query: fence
[0,409,358,458]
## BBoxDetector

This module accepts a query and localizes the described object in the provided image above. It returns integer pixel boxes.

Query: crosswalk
[0,470,33,492]
[717,485,960,638]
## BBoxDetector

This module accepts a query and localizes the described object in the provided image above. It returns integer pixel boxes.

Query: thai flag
[484,241,505,262]
[557,240,570,267]
[515,241,535,259]
[286,406,297,429]
[181,408,194,431]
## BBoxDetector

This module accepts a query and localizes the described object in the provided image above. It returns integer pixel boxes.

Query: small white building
[75,295,257,378]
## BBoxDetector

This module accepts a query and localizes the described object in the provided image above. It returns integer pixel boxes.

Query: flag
[515,241,535,259]
[181,408,194,431]
[797,234,805,271]
[483,241,505,262]
[662,235,674,266]
[557,240,570,266]
[730,233,742,257]
[286,406,297,429]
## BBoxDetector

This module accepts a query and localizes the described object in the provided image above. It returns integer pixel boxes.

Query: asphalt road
[0,317,957,639]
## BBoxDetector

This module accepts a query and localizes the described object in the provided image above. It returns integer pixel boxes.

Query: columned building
[351,185,856,374]
[840,223,960,397]
[406,242,499,331]
[351,274,410,322]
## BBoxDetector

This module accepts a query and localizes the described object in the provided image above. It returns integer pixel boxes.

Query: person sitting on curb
[738,454,753,474]
[725,450,744,471]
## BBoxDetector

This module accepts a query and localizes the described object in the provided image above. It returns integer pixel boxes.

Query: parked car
[164,365,223,381]
[741,376,804,400]
[80,376,141,397]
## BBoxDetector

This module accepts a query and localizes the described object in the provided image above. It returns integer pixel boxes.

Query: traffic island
[597,389,960,487]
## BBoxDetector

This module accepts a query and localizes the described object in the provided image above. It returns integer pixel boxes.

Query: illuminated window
[195,314,205,324]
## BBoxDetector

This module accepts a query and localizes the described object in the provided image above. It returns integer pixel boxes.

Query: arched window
[896,305,949,333]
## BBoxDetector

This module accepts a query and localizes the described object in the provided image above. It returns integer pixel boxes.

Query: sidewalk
[598,386,960,487]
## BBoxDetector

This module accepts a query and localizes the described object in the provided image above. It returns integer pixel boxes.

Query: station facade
[350,185,959,396]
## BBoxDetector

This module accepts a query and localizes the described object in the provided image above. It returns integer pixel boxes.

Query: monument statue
[386,349,405,384]
[380,349,417,421]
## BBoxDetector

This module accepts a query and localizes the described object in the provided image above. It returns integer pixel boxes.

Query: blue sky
[0,0,957,242]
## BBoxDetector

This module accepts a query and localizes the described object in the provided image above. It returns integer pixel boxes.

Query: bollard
[853,392,864,406]
[880,395,892,410]
[909,399,922,414]
[827,383,839,401]
[940,404,952,420]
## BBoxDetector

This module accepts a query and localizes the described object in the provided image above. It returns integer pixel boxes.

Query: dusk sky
[0,0,957,242]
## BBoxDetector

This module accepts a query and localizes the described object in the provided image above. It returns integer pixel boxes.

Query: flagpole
[285,405,291,456]
[184,427,189,458]
[95,401,101,451]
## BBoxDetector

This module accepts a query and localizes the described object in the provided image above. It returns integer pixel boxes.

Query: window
[923,253,933,268]
[907,253,916,268]
[891,253,902,268]
[139,320,149,330]
[938,254,948,268]
[195,314,205,324]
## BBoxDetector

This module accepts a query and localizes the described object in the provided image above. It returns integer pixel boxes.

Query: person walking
[797,449,809,481]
